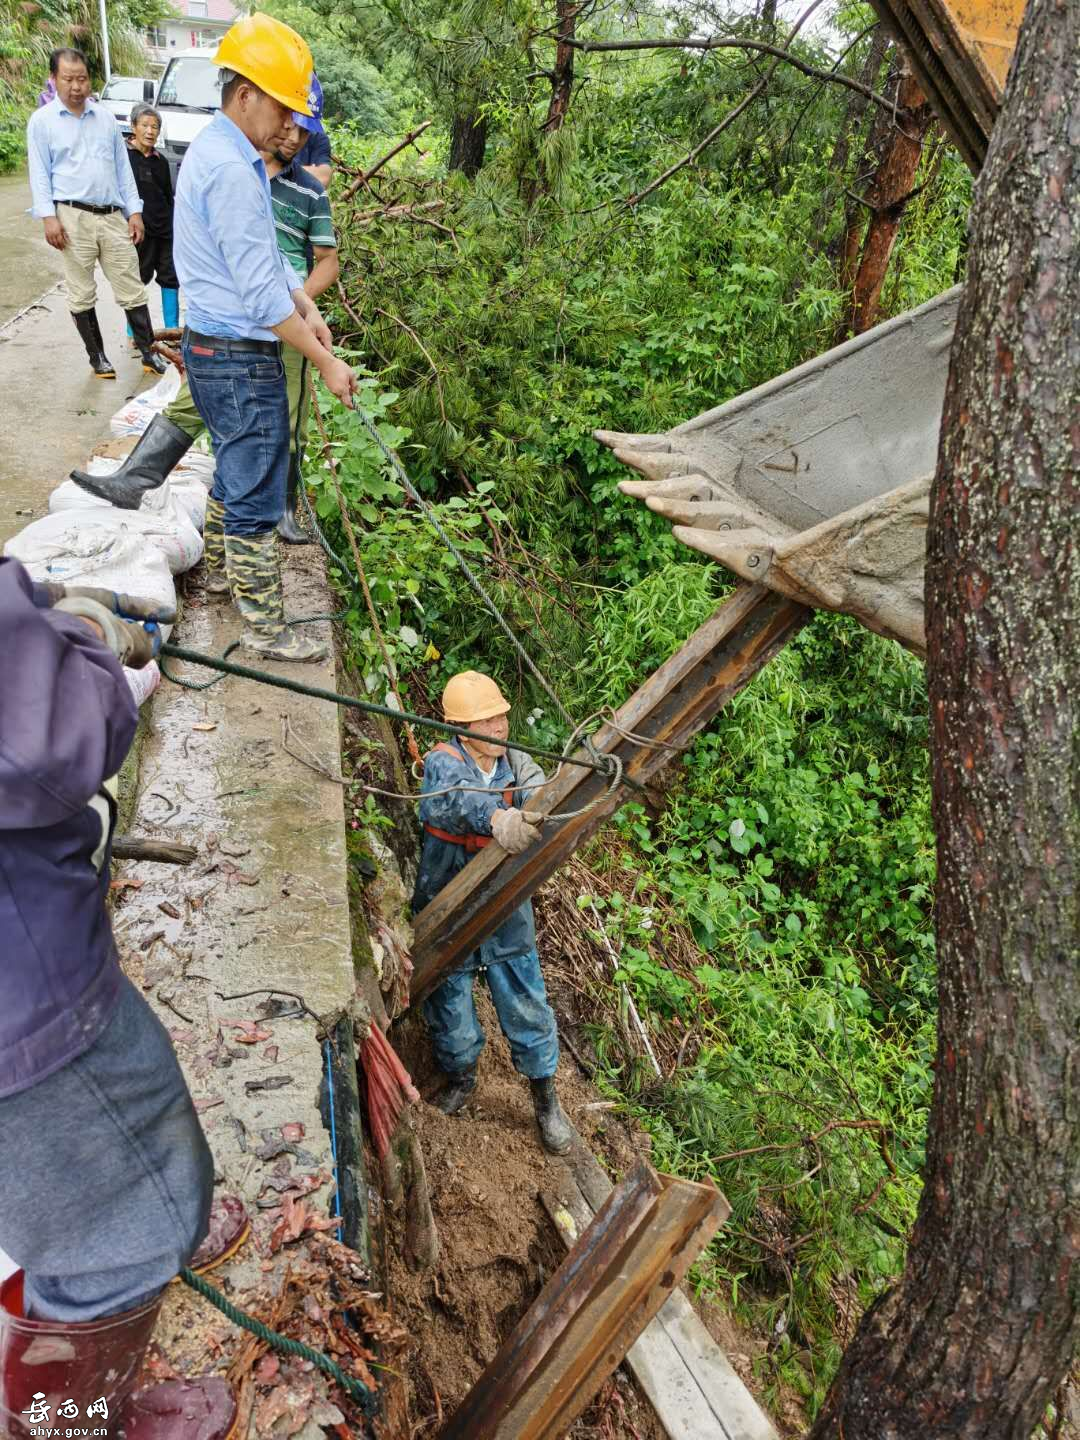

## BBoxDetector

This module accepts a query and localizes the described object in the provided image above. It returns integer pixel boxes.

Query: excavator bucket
[596,287,962,658]
[867,0,1025,171]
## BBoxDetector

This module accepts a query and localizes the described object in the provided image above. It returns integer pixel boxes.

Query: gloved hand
[39,583,176,626]
[55,595,161,670]
[490,806,542,855]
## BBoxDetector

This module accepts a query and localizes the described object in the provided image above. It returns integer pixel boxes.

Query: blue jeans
[183,336,289,537]
[422,948,560,1080]
[0,976,212,1321]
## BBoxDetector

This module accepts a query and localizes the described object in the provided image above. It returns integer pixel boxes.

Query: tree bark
[841,65,934,335]
[810,0,1080,1434]
[449,110,488,177]
[812,24,887,255]
[830,42,900,288]
[543,0,580,134]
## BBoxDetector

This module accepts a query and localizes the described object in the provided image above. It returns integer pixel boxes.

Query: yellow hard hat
[214,13,315,115]
[442,671,511,724]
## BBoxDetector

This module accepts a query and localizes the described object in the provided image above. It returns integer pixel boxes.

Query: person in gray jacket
[0,559,243,1440]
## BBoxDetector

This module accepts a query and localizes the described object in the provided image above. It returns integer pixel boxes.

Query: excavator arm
[599,0,1028,654]
[867,0,1024,170]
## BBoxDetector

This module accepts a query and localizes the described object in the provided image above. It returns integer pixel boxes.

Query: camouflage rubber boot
[224,530,328,664]
[203,497,230,594]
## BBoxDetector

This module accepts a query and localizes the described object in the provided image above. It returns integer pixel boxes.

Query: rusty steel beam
[410,584,809,1004]
[440,1160,730,1440]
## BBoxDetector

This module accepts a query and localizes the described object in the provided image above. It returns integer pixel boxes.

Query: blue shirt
[26,98,143,220]
[174,110,302,341]
[295,129,331,172]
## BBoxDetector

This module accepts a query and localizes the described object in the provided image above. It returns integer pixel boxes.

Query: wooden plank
[440,1161,728,1440]
[561,1139,777,1440]
[411,586,808,1004]
[655,1294,777,1440]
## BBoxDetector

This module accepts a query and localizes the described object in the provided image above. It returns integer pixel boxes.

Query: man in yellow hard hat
[412,671,573,1154]
[172,14,357,663]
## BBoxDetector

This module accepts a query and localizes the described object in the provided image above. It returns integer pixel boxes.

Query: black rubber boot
[126,303,168,374]
[530,1076,573,1154]
[72,309,115,378]
[277,453,312,544]
[433,1066,478,1116]
[70,413,193,509]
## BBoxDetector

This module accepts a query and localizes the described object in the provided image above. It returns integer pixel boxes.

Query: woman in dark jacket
[126,102,179,331]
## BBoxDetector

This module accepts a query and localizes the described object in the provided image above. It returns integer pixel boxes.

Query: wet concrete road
[0,172,162,547]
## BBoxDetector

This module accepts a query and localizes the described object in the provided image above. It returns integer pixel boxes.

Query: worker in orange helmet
[412,671,573,1154]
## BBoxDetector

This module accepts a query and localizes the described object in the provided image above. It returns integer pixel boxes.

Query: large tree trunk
[449,110,488,177]
[841,65,934,336]
[810,0,1080,1435]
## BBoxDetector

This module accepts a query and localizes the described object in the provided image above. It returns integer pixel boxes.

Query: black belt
[56,200,120,214]
[184,328,280,358]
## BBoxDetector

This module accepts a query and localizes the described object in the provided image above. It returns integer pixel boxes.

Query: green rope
[179,1267,378,1418]
[159,640,630,786]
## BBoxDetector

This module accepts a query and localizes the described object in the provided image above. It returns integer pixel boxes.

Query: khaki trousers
[57,204,148,314]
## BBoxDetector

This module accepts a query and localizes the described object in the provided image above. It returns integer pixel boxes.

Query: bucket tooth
[672,524,774,574]
[611,449,689,480]
[647,498,779,531]
[618,475,713,502]
[593,429,671,451]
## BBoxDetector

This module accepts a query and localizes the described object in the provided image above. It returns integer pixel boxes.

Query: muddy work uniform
[412,738,560,1080]
[0,559,212,1322]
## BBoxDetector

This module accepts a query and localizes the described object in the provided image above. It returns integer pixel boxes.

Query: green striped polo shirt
[269,159,336,276]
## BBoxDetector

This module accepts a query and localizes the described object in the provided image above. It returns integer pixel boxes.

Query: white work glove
[490,806,542,855]
[55,595,160,670]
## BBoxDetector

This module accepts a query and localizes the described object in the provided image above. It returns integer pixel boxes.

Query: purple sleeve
[0,559,138,829]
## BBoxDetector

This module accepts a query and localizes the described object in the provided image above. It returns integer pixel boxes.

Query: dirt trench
[382,991,666,1439]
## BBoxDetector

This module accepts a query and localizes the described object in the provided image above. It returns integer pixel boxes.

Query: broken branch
[341,120,433,201]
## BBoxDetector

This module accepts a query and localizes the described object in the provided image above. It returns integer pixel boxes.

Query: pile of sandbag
[3,370,213,708]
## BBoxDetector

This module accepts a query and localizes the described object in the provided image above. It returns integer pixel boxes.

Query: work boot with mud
[277,455,311,545]
[530,1076,573,1154]
[202,497,230,594]
[70,414,193,509]
[225,531,328,663]
[434,1065,477,1115]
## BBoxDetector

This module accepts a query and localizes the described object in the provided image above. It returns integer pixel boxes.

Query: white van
[154,47,222,183]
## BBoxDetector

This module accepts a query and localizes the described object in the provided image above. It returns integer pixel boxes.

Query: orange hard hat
[441,671,511,724]
[214,13,315,116]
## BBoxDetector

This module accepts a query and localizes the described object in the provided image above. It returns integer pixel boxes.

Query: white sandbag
[49,472,207,535]
[163,476,208,533]
[5,519,178,637]
[109,368,182,438]
[172,450,215,489]
[125,660,161,707]
[12,506,202,577]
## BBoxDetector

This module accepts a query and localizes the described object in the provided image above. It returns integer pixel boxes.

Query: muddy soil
[387,989,666,1438]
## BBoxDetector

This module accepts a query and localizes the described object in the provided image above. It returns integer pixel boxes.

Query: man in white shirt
[26,48,166,378]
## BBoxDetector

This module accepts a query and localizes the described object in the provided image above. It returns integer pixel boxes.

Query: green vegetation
[0,0,169,171]
[297,3,967,1414]
[6,0,969,1411]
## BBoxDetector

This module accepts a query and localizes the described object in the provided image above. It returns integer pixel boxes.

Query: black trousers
[136,230,178,289]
